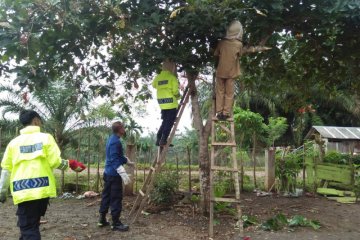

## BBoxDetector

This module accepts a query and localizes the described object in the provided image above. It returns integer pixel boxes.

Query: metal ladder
[209,115,243,239]
[128,86,190,224]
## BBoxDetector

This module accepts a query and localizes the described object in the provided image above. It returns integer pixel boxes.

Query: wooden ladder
[209,116,243,239]
[128,86,190,224]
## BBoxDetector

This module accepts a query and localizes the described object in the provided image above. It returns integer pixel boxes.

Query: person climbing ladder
[152,59,181,147]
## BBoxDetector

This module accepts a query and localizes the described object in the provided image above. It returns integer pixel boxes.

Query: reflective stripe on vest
[158,80,169,86]
[57,159,68,171]
[13,177,49,192]
[20,143,43,153]
[158,98,174,104]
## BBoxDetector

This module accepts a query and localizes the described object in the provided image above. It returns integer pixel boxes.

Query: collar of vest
[20,126,41,134]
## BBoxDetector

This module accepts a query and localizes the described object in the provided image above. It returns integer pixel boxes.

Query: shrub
[275,149,303,192]
[323,151,349,164]
[150,170,179,205]
[323,151,360,165]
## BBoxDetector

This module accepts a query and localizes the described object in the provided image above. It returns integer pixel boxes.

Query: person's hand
[0,170,10,203]
[69,159,86,172]
[126,158,135,166]
[0,191,6,203]
[116,166,130,185]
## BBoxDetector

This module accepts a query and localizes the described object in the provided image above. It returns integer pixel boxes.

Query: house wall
[327,141,360,154]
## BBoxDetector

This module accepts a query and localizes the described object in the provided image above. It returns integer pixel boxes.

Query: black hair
[19,110,42,126]
[112,121,124,134]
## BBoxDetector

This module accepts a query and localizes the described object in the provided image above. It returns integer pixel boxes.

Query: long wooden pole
[176,152,179,190]
[76,129,81,194]
[187,145,192,193]
[136,148,140,192]
[302,144,306,191]
[96,137,102,193]
[87,130,91,191]
[252,133,257,188]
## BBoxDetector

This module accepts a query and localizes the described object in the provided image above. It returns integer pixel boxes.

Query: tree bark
[187,72,212,215]
[124,144,136,196]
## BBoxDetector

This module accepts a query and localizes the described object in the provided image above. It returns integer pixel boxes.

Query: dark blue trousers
[157,108,177,142]
[99,174,123,222]
[16,198,49,240]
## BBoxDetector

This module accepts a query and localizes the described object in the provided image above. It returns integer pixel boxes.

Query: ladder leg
[209,110,216,239]
[209,117,243,239]
[129,88,190,224]
[128,155,157,217]
[231,121,243,238]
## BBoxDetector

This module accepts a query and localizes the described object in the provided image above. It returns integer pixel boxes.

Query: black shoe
[155,136,161,146]
[159,137,167,147]
[222,113,230,120]
[159,140,174,147]
[98,216,110,228]
[216,112,226,121]
[111,222,129,232]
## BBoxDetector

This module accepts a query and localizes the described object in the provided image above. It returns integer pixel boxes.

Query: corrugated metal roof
[309,126,360,140]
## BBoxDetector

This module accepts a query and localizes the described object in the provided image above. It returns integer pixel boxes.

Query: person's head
[19,110,43,127]
[225,20,243,40]
[112,121,126,137]
[162,58,177,75]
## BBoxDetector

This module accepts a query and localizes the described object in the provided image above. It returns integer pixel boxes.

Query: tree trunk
[124,144,136,196]
[187,72,212,215]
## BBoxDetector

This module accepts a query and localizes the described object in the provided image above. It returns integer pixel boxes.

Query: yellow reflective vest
[152,70,180,110]
[1,126,68,205]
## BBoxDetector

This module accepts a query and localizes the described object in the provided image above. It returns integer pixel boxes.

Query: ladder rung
[212,197,240,203]
[212,117,234,122]
[139,190,145,196]
[212,142,236,146]
[211,166,239,172]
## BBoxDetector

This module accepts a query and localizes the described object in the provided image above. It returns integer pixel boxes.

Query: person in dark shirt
[98,121,133,231]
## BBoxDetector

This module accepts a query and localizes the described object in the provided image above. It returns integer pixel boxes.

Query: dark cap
[19,110,42,126]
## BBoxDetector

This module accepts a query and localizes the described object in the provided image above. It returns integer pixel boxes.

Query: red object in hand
[69,159,86,172]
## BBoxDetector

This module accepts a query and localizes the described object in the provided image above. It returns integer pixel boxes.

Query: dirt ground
[0,192,360,240]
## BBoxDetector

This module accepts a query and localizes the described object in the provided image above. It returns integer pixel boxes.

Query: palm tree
[0,119,21,161]
[0,81,92,192]
[0,82,91,149]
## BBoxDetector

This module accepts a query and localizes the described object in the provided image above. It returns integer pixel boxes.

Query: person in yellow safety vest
[0,110,85,240]
[152,59,181,147]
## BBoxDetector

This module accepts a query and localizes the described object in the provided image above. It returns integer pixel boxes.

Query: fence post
[87,131,91,191]
[175,152,179,190]
[187,145,192,193]
[265,147,276,191]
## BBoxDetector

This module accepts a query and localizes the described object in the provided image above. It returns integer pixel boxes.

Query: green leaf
[261,213,288,231]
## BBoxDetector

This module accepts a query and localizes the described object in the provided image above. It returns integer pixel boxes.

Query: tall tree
[1,0,359,213]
